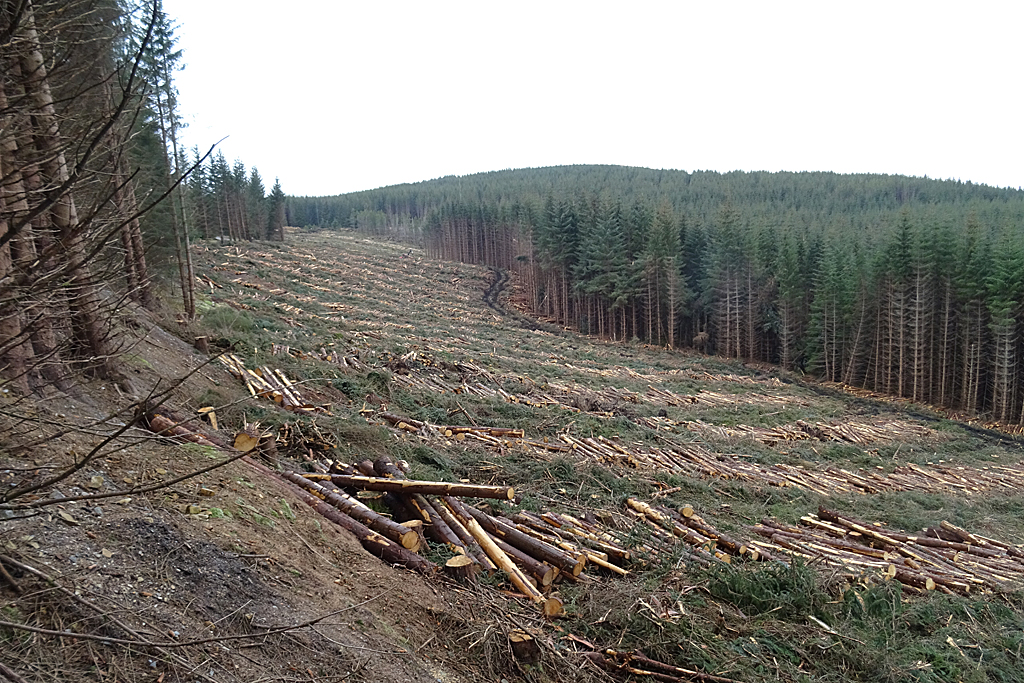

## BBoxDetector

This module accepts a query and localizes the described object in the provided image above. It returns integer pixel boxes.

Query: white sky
[163,0,1024,197]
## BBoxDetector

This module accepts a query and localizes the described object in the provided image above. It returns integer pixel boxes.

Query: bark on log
[283,473,422,551]
[461,505,586,576]
[444,555,478,583]
[369,457,465,548]
[301,495,435,574]
[509,630,540,663]
[434,498,496,572]
[149,414,216,447]
[322,474,515,500]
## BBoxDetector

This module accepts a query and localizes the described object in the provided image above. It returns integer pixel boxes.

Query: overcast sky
[162,0,1023,197]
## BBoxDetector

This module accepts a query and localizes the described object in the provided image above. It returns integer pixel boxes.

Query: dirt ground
[0,303,471,683]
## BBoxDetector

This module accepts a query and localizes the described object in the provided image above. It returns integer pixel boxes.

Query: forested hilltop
[288,166,1024,423]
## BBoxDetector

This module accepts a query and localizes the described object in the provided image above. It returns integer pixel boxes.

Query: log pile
[277,457,638,613]
[623,498,764,565]
[270,342,362,368]
[218,354,329,413]
[749,507,1024,595]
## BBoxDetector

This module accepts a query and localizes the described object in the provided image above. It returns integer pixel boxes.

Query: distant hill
[288,165,1024,232]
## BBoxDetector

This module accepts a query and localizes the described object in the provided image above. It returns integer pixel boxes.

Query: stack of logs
[749,507,1024,595]
[218,354,327,413]
[624,498,771,565]
[278,456,637,617]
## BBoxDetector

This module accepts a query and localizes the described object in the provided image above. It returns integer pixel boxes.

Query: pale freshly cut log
[463,516,544,603]
[318,474,515,500]
[460,505,586,577]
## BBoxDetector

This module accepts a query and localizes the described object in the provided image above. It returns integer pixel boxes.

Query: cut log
[509,630,540,664]
[542,596,564,619]
[233,430,260,452]
[322,474,515,500]
[283,473,422,551]
[463,516,544,603]
[196,406,218,430]
[301,495,435,574]
[460,505,586,577]
[434,497,496,572]
[257,432,279,460]
[444,555,478,583]
[149,414,216,447]
[369,457,465,549]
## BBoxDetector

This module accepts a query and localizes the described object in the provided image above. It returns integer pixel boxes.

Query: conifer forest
[289,167,1024,424]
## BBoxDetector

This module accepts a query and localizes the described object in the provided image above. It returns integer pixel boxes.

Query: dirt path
[482,267,510,315]
[483,267,564,334]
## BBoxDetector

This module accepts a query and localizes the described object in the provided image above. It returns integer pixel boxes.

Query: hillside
[4,228,1024,683]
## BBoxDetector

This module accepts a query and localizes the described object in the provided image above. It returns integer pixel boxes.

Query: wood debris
[749,506,1024,595]
[218,354,329,413]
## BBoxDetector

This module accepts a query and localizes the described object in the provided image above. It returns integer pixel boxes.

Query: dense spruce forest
[288,166,1024,423]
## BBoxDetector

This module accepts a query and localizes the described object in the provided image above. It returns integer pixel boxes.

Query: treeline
[0,0,284,393]
[183,149,286,243]
[288,166,1024,423]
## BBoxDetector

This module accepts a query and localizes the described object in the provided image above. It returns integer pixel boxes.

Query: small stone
[92,506,103,517]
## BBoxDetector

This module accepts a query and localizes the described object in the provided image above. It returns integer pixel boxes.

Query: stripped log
[463,516,544,603]
[434,498,496,572]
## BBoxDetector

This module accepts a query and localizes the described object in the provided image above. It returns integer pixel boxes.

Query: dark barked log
[408,494,465,549]
[281,472,422,551]
[509,629,540,664]
[301,495,435,574]
[149,414,217,447]
[885,564,936,591]
[372,456,405,478]
[461,505,586,577]
[492,535,557,587]
[319,473,515,500]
